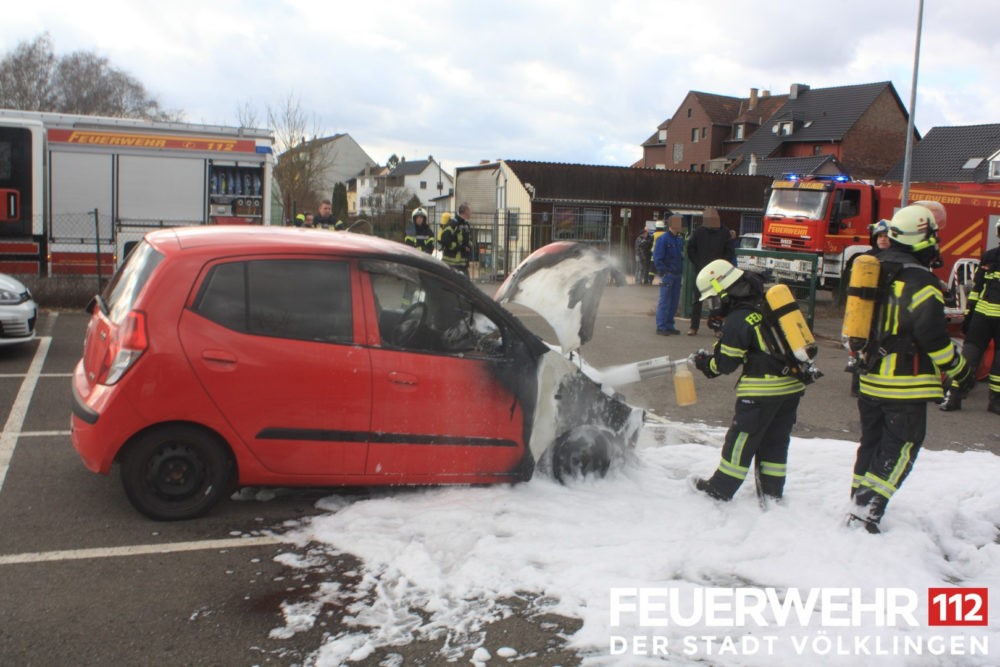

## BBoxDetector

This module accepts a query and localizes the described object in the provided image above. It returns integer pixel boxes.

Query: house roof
[690,91,745,125]
[500,160,771,211]
[883,124,1000,182]
[727,154,849,178]
[727,81,902,161]
[388,159,433,177]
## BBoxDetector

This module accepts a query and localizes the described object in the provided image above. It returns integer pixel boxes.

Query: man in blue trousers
[654,214,685,335]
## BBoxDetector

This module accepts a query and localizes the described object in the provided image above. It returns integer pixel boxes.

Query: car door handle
[388,371,417,386]
[201,349,237,364]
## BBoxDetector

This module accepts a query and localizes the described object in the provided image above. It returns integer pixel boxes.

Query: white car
[0,274,37,345]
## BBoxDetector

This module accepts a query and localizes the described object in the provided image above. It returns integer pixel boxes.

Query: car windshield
[765,188,830,220]
[101,241,164,324]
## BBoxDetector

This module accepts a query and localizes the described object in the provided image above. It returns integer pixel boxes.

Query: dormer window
[658,129,667,142]
[778,121,793,136]
[734,124,745,140]
[985,151,1000,179]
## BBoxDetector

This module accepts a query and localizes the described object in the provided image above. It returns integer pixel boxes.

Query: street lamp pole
[900,0,924,206]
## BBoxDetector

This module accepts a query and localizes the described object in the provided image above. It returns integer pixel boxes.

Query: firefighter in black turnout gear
[941,219,1000,414]
[404,207,435,254]
[690,259,806,503]
[848,205,974,533]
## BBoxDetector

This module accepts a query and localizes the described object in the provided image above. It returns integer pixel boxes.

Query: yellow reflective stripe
[731,432,749,468]
[974,301,1000,317]
[718,459,748,480]
[720,343,745,359]
[759,461,786,477]
[851,474,866,489]
[860,472,897,500]
[990,374,1000,392]
[909,285,943,311]
[887,442,915,488]
[928,343,956,366]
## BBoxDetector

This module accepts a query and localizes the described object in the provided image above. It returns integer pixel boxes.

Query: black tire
[120,425,233,521]
[552,427,612,483]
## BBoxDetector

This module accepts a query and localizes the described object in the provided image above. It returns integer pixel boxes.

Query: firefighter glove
[693,350,719,378]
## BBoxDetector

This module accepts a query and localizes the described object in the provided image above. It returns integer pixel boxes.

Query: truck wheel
[552,426,612,483]
[120,425,233,521]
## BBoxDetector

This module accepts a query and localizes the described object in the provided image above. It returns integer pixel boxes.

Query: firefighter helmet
[696,259,744,301]
[887,204,939,252]
[655,220,666,230]
[412,207,428,223]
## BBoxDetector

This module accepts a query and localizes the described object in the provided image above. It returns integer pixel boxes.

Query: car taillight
[102,311,148,385]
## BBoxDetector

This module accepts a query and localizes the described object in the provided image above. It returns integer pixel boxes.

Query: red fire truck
[756,174,1000,288]
[0,109,274,276]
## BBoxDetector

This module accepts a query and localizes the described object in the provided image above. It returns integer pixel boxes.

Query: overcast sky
[6,1,1000,173]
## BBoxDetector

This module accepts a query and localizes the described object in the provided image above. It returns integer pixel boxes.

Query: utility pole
[900,0,924,206]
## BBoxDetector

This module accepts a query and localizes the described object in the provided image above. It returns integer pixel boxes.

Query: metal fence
[31,208,630,284]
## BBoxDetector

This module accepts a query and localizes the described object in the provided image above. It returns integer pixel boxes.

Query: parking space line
[0,336,51,493]
[0,536,292,565]
[19,430,72,437]
[0,373,72,378]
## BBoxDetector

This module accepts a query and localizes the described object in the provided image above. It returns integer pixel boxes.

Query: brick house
[724,82,914,180]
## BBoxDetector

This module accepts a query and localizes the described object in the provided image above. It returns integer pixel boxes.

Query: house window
[673,143,683,162]
[691,128,699,143]
[701,128,707,139]
[419,181,427,189]
[552,206,610,242]
[813,145,825,155]
[687,108,692,118]
[990,159,1000,180]
[658,129,667,142]
[778,121,793,136]
[690,164,697,172]
[734,124,745,140]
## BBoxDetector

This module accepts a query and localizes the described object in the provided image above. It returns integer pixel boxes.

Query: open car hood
[494,242,624,353]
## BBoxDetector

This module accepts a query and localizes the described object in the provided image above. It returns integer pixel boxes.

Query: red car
[71,227,638,520]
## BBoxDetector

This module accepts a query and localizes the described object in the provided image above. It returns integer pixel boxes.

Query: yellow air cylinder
[765,284,817,362]
[841,254,881,351]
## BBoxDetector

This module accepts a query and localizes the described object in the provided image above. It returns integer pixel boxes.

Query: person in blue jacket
[653,214,685,335]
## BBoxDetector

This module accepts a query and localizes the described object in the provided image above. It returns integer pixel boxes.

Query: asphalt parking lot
[1,293,997,666]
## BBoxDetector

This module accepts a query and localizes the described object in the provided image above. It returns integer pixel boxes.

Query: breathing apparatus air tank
[842,254,881,352]
[764,284,817,362]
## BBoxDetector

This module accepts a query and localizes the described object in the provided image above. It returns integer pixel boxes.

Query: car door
[178,256,372,477]
[362,262,526,479]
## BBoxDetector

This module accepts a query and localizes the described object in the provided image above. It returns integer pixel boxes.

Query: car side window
[365,263,503,356]
[194,259,353,343]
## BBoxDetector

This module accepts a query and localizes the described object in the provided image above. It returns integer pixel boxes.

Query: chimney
[761,90,770,97]
[790,83,810,100]
[748,154,758,176]
[748,88,758,111]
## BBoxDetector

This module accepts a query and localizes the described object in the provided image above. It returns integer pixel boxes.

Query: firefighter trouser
[962,314,1000,398]
[851,397,927,524]
[706,395,800,500]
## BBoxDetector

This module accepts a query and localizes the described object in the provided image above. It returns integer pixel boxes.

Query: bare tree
[0,33,56,110]
[268,93,335,219]
[0,33,178,120]
[234,100,260,129]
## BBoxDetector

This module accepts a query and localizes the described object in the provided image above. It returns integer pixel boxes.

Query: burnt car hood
[494,241,624,354]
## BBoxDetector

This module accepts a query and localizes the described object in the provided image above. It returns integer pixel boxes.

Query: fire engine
[755,174,1000,288]
[0,109,274,276]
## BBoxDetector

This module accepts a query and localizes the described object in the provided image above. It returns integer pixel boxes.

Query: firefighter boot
[688,475,733,501]
[939,388,962,412]
[989,392,1000,416]
[847,488,887,534]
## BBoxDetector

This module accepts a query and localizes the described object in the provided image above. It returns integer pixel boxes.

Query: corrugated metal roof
[727,155,847,178]
[501,160,771,211]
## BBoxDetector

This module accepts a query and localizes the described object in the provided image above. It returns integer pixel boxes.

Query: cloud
[5,0,1000,169]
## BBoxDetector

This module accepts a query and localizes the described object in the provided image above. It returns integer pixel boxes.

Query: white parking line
[18,431,72,437]
[0,336,52,493]
[0,536,292,566]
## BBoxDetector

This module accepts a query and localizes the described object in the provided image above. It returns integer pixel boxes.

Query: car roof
[146,225,434,262]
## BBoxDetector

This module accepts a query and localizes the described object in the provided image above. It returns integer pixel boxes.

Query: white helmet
[411,207,428,223]
[696,259,744,301]
[888,205,938,251]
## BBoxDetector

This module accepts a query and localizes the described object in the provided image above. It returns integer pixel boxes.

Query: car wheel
[551,426,612,483]
[120,425,233,521]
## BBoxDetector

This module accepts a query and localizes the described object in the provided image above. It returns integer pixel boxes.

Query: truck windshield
[765,188,830,220]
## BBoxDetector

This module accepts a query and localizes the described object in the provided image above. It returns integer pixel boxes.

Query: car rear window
[193,259,353,343]
[102,241,164,324]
